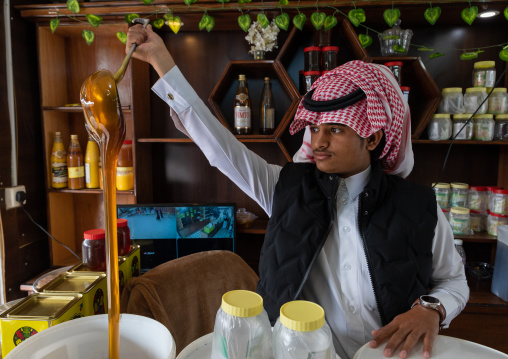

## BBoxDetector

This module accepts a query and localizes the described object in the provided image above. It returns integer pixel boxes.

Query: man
[126,24,469,359]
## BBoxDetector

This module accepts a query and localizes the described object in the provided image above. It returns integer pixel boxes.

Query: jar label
[450,218,470,235]
[68,166,84,179]
[493,198,508,215]
[235,93,249,102]
[117,167,133,176]
[435,193,449,209]
[451,193,467,207]
[52,150,66,159]
[234,106,251,128]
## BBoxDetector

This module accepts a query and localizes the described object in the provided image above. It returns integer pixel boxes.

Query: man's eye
[310,127,319,133]
[331,127,341,133]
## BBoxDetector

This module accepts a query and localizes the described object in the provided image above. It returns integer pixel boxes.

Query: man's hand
[126,24,175,77]
[369,305,440,359]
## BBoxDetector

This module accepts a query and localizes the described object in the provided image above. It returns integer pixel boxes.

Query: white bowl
[5,313,176,359]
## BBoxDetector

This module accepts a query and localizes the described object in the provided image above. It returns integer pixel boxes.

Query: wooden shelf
[43,106,131,112]
[237,219,268,234]
[413,139,508,145]
[48,188,134,195]
[455,232,498,244]
[137,137,279,143]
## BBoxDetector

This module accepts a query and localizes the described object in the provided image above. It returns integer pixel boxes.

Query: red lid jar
[82,229,106,271]
[384,61,403,85]
[321,46,339,71]
[304,46,322,72]
[304,71,322,93]
[117,218,131,256]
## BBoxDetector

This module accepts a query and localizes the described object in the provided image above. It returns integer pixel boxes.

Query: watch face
[421,295,440,304]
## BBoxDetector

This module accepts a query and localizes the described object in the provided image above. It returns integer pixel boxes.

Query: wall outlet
[5,185,26,210]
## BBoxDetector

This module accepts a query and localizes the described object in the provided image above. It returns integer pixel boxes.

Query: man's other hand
[369,305,440,359]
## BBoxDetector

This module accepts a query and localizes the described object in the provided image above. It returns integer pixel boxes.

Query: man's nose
[313,131,329,149]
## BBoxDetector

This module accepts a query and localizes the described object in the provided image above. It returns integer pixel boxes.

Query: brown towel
[120,250,259,354]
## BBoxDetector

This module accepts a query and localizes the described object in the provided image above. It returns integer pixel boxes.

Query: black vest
[256,161,437,325]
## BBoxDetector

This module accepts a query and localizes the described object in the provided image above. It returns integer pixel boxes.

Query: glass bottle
[116,140,134,191]
[67,134,85,190]
[50,131,68,189]
[234,74,251,135]
[85,136,100,189]
[260,77,275,135]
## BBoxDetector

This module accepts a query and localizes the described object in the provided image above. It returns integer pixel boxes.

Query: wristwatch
[411,295,446,329]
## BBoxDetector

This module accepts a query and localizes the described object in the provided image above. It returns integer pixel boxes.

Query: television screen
[117,203,236,273]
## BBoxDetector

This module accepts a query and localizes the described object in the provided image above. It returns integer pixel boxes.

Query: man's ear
[366,129,384,151]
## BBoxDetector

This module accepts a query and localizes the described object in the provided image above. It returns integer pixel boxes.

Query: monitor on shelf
[117,203,236,273]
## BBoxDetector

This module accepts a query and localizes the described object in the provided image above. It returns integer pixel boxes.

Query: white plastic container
[490,189,508,215]
[472,114,495,141]
[272,301,335,359]
[487,211,508,236]
[488,88,508,114]
[4,314,175,359]
[468,185,487,213]
[427,115,452,141]
[451,114,474,140]
[438,88,464,114]
[433,182,451,209]
[470,210,486,233]
[211,290,272,359]
[450,182,469,208]
[449,207,471,235]
[464,87,488,114]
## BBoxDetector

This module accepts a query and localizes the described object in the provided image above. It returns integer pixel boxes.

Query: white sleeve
[151,66,282,216]
[427,205,470,328]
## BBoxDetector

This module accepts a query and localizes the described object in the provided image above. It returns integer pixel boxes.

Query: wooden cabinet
[34,22,151,266]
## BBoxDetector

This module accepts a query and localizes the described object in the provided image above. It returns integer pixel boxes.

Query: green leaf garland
[66,0,80,14]
[275,13,290,31]
[167,16,182,34]
[383,8,400,27]
[117,31,127,44]
[424,6,441,25]
[238,0,252,4]
[393,45,407,53]
[504,7,508,21]
[257,14,270,28]
[293,13,306,30]
[278,0,289,5]
[348,9,366,27]
[324,15,337,31]
[499,48,508,61]
[461,6,478,26]
[199,14,211,30]
[152,18,165,29]
[310,12,326,30]
[430,52,445,59]
[125,14,140,24]
[206,15,215,32]
[86,14,102,28]
[460,51,479,60]
[358,34,372,48]
[418,47,434,52]
[142,0,154,4]
[238,14,251,32]
[184,0,198,4]
[82,30,94,45]
[50,18,59,34]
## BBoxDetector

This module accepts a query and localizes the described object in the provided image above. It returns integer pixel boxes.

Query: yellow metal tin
[68,257,129,295]
[39,273,107,316]
[121,244,140,279]
[0,293,84,356]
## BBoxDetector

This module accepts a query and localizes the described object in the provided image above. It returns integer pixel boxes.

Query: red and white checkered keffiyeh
[291,60,413,178]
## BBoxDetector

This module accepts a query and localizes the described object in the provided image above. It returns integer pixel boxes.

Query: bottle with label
[234,74,251,135]
[50,131,68,188]
[116,140,134,191]
[260,77,275,135]
[67,134,85,190]
[85,136,100,189]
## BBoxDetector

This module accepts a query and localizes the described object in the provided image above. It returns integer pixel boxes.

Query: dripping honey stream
[80,70,126,359]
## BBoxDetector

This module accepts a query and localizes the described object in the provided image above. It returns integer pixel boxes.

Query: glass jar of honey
[117,218,131,256]
[82,229,106,271]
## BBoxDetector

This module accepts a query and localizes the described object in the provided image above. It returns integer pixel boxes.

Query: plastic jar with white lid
[438,88,464,114]
[470,210,486,232]
[487,210,508,236]
[468,186,487,213]
[449,207,471,235]
[464,87,488,114]
[428,114,452,141]
[494,114,508,141]
[490,189,508,215]
[450,182,469,208]
[452,114,473,140]
[488,88,508,114]
[273,301,335,359]
[453,239,466,265]
[472,114,495,141]
[433,182,451,209]
[473,61,496,91]
[211,290,272,359]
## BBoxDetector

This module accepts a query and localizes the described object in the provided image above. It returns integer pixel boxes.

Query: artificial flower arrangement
[245,20,280,54]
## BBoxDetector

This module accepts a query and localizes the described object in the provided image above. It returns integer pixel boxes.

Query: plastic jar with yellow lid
[272,301,335,359]
[449,207,471,235]
[451,182,469,208]
[438,88,464,114]
[428,114,452,141]
[488,88,508,114]
[211,290,272,359]
[472,61,496,91]
[452,114,473,140]
[464,87,488,114]
[472,114,495,141]
[433,182,451,209]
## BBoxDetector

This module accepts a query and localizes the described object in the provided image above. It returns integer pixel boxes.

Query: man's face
[310,123,372,177]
